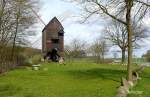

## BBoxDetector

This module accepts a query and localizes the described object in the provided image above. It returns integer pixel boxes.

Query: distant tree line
[64,38,109,64]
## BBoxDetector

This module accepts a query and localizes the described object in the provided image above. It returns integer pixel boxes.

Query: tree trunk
[11,4,20,61]
[11,17,18,61]
[121,48,126,64]
[126,0,133,81]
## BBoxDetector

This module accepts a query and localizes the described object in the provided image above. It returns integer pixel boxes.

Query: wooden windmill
[30,8,64,56]
[42,17,64,54]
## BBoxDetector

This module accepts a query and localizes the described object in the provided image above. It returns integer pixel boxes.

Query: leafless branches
[135,0,150,7]
[90,38,108,63]
[104,20,149,63]
[67,0,150,81]
[0,0,39,72]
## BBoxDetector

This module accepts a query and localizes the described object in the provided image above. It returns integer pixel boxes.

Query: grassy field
[0,61,149,97]
[127,67,150,97]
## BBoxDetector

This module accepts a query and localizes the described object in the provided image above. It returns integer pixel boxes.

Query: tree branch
[134,0,150,7]
[95,0,127,25]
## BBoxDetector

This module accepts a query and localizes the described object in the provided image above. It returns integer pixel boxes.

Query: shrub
[30,55,42,65]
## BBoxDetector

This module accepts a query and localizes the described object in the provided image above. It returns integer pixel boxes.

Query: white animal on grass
[59,57,65,65]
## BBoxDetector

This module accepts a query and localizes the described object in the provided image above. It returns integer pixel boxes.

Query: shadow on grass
[0,83,21,96]
[141,72,150,79]
[67,68,126,83]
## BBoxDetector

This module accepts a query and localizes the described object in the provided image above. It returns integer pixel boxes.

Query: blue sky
[33,0,150,57]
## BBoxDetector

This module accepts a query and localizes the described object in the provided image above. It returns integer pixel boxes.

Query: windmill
[30,7,72,54]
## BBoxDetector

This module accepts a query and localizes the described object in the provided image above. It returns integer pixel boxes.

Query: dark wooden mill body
[42,17,64,55]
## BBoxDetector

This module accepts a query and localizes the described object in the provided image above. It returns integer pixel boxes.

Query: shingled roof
[42,17,64,33]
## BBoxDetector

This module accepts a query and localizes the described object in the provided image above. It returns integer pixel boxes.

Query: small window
[58,32,64,36]
[51,39,59,43]
[58,30,64,36]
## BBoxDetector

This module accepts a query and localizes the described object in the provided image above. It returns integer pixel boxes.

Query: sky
[32,0,150,57]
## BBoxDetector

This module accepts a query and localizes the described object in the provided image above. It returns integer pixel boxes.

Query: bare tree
[10,0,38,60]
[0,0,39,72]
[67,0,150,81]
[70,39,87,58]
[90,38,108,63]
[104,21,148,64]
[65,39,87,59]
[0,0,15,67]
[0,0,13,47]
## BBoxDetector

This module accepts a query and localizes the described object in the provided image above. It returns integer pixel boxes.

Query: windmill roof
[42,17,64,32]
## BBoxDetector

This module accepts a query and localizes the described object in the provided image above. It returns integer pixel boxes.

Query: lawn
[0,61,146,97]
[127,67,150,97]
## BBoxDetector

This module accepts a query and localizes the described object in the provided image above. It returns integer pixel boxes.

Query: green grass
[127,67,150,97]
[0,61,147,97]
